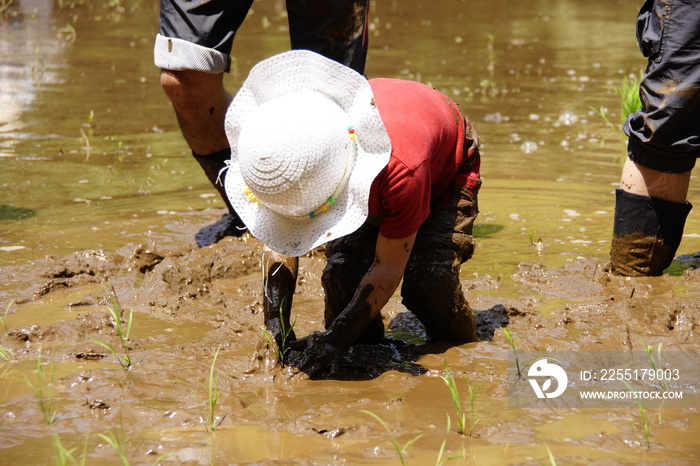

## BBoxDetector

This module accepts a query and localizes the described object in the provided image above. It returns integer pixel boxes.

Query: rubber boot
[192,149,247,247]
[610,189,692,276]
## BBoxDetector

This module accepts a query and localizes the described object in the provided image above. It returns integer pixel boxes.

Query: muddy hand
[288,331,341,377]
[262,248,298,349]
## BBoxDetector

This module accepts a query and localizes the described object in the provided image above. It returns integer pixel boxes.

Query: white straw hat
[223,50,392,256]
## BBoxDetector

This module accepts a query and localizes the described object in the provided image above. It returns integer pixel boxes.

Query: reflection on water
[0,0,65,157]
[0,0,660,268]
[2,0,675,270]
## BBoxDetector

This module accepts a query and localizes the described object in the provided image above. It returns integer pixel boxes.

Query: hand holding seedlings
[262,247,298,358]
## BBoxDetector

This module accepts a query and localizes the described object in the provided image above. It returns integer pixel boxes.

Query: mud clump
[2,234,700,464]
[33,250,126,298]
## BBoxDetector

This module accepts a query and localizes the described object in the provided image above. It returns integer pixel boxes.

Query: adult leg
[619,158,691,204]
[161,70,246,246]
[286,0,369,74]
[610,187,692,277]
[156,0,252,246]
[322,224,385,343]
[609,0,700,276]
[160,70,231,157]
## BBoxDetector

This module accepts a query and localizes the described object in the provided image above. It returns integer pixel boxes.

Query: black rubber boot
[192,149,247,247]
[610,189,692,276]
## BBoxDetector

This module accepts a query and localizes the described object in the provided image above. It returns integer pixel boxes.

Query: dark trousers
[322,135,481,343]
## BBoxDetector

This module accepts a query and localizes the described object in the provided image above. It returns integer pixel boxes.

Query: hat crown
[224,50,392,256]
[237,90,353,218]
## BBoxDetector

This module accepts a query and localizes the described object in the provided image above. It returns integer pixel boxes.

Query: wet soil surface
[1,218,699,464]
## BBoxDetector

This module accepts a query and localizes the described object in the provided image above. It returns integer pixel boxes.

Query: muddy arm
[290,233,416,374]
[262,246,299,349]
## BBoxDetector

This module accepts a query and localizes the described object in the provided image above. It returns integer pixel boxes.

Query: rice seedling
[502,328,522,378]
[622,377,652,449]
[53,432,89,466]
[98,431,130,466]
[0,0,13,19]
[205,346,225,432]
[594,71,643,132]
[617,72,644,121]
[1,299,14,335]
[467,382,479,436]
[440,360,479,437]
[637,340,670,421]
[21,354,57,425]
[435,414,451,465]
[440,361,466,436]
[361,410,423,465]
[0,345,14,361]
[1,364,14,401]
[480,33,498,99]
[435,415,468,465]
[166,347,226,432]
[527,232,544,254]
[645,342,663,371]
[485,33,496,82]
[633,400,651,449]
[89,296,133,370]
[262,300,296,365]
[80,127,92,161]
[539,445,557,465]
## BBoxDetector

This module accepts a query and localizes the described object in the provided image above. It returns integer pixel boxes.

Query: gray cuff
[153,33,229,73]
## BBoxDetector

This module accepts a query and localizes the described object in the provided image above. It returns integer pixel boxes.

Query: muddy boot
[610,189,692,276]
[192,149,247,247]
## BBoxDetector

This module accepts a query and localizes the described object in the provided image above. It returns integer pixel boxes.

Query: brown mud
[1,224,700,463]
[2,0,700,463]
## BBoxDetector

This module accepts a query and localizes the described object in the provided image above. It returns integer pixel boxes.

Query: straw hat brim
[224,50,392,256]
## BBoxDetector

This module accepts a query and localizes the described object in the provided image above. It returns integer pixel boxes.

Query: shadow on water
[292,306,510,381]
[0,205,35,221]
[473,223,505,238]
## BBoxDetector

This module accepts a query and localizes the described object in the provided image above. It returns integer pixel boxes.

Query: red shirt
[367,78,475,238]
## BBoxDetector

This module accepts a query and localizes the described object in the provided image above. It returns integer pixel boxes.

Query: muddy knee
[402,258,476,343]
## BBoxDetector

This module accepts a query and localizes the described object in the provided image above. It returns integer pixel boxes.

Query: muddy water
[1,0,700,464]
